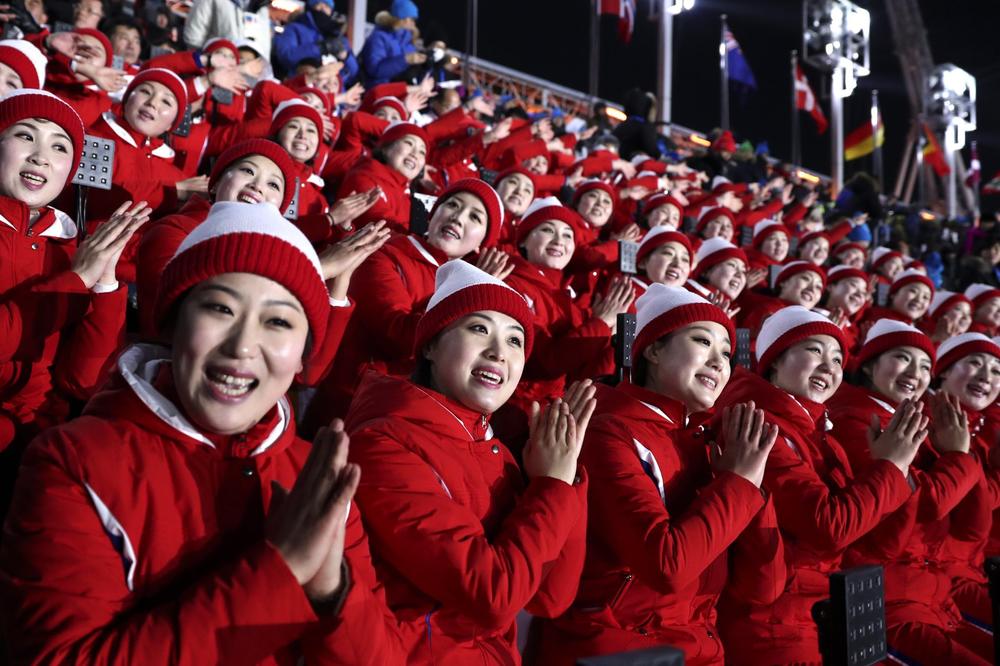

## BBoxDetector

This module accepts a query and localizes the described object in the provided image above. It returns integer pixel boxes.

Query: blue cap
[311,0,334,7]
[391,0,418,19]
[847,222,872,243]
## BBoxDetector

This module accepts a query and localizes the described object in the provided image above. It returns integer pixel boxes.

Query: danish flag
[794,64,827,134]
[600,0,636,44]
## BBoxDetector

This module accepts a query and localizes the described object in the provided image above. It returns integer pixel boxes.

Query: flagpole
[871,89,883,192]
[656,1,673,126]
[589,0,600,101]
[830,68,844,196]
[720,14,730,131]
[791,50,801,167]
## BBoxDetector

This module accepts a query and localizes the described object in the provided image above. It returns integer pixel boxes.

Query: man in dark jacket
[273,0,359,82]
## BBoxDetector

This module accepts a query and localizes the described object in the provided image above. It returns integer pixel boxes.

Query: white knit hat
[414,260,534,355]
[870,247,902,270]
[636,225,692,264]
[751,219,788,249]
[756,305,847,375]
[0,39,47,89]
[935,332,1000,377]
[693,237,747,279]
[964,283,1000,308]
[927,290,971,319]
[633,284,735,358]
[853,319,935,370]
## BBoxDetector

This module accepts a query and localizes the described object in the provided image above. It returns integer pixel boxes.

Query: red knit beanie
[888,268,934,297]
[643,192,685,221]
[0,90,84,187]
[208,139,298,213]
[293,85,333,116]
[495,166,537,192]
[515,196,584,246]
[927,290,971,321]
[428,178,504,248]
[852,319,935,372]
[74,28,113,65]
[964,283,1000,309]
[269,99,325,139]
[377,120,430,154]
[692,237,747,279]
[935,332,1000,378]
[0,39,47,89]
[626,172,660,191]
[695,207,736,235]
[756,305,847,376]
[414,259,534,356]
[751,219,789,250]
[826,264,869,285]
[799,229,830,248]
[202,37,239,62]
[123,68,188,131]
[371,96,408,120]
[870,247,903,272]
[712,130,737,153]
[634,284,735,360]
[636,225,693,265]
[572,179,619,209]
[775,261,827,290]
[157,201,329,358]
[833,241,868,260]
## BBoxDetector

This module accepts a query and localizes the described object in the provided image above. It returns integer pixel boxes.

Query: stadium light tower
[925,64,976,218]
[802,0,871,194]
[657,0,696,126]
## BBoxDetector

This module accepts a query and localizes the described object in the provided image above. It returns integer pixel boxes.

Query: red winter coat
[345,372,588,665]
[84,111,187,222]
[714,368,913,665]
[0,344,404,664]
[337,157,413,234]
[304,234,447,429]
[0,196,126,450]
[134,196,351,387]
[829,383,984,631]
[534,382,784,665]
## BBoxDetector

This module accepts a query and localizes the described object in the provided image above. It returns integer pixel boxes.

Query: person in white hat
[921,290,973,343]
[532,284,784,665]
[345,259,594,665]
[857,268,936,341]
[714,305,926,665]
[821,264,872,351]
[964,283,1000,338]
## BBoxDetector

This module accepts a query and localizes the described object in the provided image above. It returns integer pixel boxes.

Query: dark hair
[411,354,434,388]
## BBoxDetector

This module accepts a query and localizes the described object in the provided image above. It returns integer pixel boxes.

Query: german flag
[921,122,950,177]
[844,114,884,161]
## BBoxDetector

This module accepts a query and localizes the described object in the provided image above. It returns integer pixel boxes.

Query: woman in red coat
[964,283,1000,337]
[690,237,749,305]
[1,202,405,664]
[858,268,935,336]
[534,285,785,665]
[498,197,633,444]
[743,219,790,273]
[86,68,207,222]
[494,166,536,248]
[641,191,685,230]
[304,178,508,429]
[736,261,826,338]
[632,225,693,295]
[715,306,924,665]
[828,320,993,663]
[336,121,429,234]
[820,265,872,351]
[870,247,905,285]
[0,91,145,455]
[921,290,973,343]
[345,259,592,664]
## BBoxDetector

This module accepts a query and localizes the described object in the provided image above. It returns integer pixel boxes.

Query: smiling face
[0,63,24,94]
[373,105,403,123]
[641,242,690,288]
[975,297,1000,329]
[770,334,844,404]
[424,311,526,414]
[891,283,932,321]
[865,346,932,404]
[384,135,427,181]
[300,92,326,115]
[760,231,790,262]
[705,258,747,300]
[800,237,830,265]
[426,191,489,259]
[170,273,309,435]
[836,247,866,269]
[647,203,681,229]
[521,219,575,270]
[940,302,972,335]
[778,271,823,309]
[940,353,1000,412]
[878,256,904,281]
[523,154,549,175]
[643,322,732,413]
[212,155,285,207]
[124,81,179,138]
[497,173,534,217]
[0,119,76,210]
[701,215,734,242]
[827,277,868,316]
[277,117,319,163]
[576,189,613,228]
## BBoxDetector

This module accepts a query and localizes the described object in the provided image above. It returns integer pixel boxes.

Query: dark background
[368,0,1000,209]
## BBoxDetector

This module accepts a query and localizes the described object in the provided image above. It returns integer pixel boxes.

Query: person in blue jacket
[273,0,360,82]
[359,0,425,85]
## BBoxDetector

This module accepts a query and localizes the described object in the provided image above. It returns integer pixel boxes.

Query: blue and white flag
[724,29,757,90]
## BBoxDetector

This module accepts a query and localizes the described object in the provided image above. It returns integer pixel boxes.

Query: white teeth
[207,369,256,395]
[698,375,717,389]
[473,369,502,384]
[810,378,828,390]
[238,194,258,204]
[21,173,45,184]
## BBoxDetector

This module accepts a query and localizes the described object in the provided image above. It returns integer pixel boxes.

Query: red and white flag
[794,63,827,134]
[966,141,981,189]
[600,0,636,43]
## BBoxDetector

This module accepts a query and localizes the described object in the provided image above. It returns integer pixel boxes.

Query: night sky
[370,0,1000,211]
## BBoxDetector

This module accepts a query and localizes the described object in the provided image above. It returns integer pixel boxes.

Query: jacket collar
[0,196,77,239]
[406,234,449,267]
[100,111,175,159]
[618,381,687,427]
